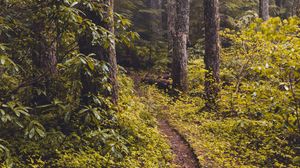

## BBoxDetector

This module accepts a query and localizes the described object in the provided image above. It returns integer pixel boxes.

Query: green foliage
[0,101,30,126]
[0,70,173,167]
[220,17,300,131]
[52,74,173,168]
[140,17,300,167]
[0,139,12,168]
[2,0,300,167]
[0,0,171,167]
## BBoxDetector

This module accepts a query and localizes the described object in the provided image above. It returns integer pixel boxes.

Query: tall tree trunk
[296,0,300,16]
[31,20,58,105]
[204,0,220,111]
[32,21,57,75]
[106,0,119,104]
[172,0,189,92]
[292,0,300,16]
[259,0,270,21]
[167,0,176,60]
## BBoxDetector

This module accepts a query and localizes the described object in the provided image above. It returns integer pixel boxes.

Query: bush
[144,17,300,167]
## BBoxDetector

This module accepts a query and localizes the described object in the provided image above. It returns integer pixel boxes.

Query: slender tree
[106,0,119,104]
[204,0,220,110]
[172,0,190,92]
[31,18,58,105]
[292,0,300,16]
[32,21,57,75]
[259,0,270,21]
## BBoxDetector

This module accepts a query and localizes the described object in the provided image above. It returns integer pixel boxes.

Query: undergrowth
[0,73,173,168]
[140,17,300,168]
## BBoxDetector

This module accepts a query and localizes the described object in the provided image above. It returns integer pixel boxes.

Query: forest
[0,0,299,167]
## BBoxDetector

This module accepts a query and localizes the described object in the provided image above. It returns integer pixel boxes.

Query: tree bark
[172,0,189,92]
[204,0,220,110]
[32,21,57,75]
[292,0,300,16]
[259,0,270,21]
[30,20,58,105]
[106,0,119,105]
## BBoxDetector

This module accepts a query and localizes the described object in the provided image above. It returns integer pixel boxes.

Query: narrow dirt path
[129,72,200,168]
[158,119,200,168]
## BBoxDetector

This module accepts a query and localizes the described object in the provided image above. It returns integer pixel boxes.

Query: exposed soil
[129,72,200,168]
[158,119,200,168]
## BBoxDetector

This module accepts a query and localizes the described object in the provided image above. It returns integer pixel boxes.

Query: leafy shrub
[143,17,300,167]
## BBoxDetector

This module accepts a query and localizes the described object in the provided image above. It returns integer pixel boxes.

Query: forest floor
[130,71,200,168]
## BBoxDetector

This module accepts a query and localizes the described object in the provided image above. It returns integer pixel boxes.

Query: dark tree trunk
[204,0,220,111]
[31,20,58,105]
[167,0,176,60]
[32,22,57,75]
[292,0,300,16]
[172,0,189,92]
[259,0,270,21]
[106,0,119,104]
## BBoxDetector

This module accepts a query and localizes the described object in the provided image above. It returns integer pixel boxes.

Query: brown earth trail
[158,119,200,168]
[130,72,200,168]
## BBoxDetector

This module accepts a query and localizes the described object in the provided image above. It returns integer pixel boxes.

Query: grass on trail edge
[139,83,299,168]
